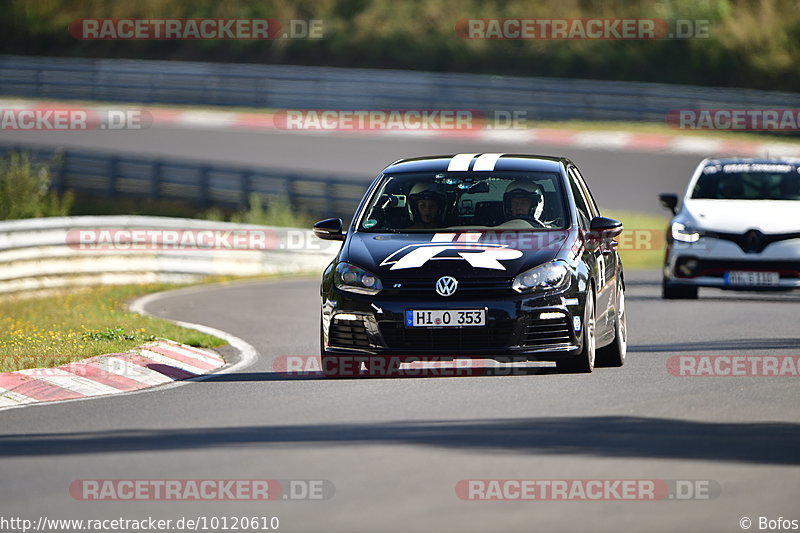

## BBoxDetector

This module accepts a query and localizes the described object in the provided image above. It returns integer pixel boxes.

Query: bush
[213,193,312,227]
[0,152,73,220]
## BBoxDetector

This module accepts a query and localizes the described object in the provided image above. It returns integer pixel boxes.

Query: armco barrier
[0,216,340,293]
[0,144,368,220]
[3,55,800,123]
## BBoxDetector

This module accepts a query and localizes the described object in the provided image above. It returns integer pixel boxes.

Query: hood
[344,230,568,280]
[683,199,800,234]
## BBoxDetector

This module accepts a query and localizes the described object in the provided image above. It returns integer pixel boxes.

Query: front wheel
[596,284,627,367]
[662,279,698,299]
[556,290,595,373]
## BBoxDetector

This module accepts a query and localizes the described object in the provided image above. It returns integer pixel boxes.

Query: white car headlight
[512,261,570,293]
[671,222,702,243]
[334,262,383,295]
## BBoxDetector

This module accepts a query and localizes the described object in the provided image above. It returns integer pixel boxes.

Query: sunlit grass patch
[603,209,669,270]
[0,284,225,373]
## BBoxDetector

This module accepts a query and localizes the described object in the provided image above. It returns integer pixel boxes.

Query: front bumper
[322,287,586,360]
[663,238,800,290]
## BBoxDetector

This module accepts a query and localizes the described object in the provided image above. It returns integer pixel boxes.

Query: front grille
[329,319,370,349]
[521,318,572,347]
[675,257,800,279]
[712,230,800,254]
[381,277,513,297]
[378,321,513,350]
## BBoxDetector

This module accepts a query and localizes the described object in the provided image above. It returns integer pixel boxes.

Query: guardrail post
[199,166,210,207]
[240,171,252,207]
[150,161,162,198]
[286,174,298,211]
[107,157,118,197]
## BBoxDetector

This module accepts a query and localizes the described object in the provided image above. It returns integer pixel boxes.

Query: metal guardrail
[0,215,339,293]
[2,55,800,122]
[0,144,369,219]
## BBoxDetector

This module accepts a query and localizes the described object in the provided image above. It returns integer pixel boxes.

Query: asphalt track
[0,124,702,214]
[0,271,798,533]
[1,126,798,532]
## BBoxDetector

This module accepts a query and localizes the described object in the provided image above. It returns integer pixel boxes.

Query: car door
[567,167,615,334]
[572,166,618,332]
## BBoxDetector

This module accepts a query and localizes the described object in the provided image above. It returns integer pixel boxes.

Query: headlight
[671,222,702,243]
[334,262,383,295]
[512,261,570,293]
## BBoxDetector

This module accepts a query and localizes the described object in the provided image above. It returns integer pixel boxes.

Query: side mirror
[659,193,679,215]
[587,216,623,253]
[313,218,345,241]
[589,216,623,237]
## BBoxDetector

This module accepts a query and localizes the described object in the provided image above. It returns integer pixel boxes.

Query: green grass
[603,209,669,270]
[0,284,226,373]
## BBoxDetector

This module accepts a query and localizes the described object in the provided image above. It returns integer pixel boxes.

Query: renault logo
[744,229,764,253]
[435,276,458,297]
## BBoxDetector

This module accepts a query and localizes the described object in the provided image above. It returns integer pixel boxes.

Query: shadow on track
[201,365,560,382]
[630,338,800,353]
[1,416,798,465]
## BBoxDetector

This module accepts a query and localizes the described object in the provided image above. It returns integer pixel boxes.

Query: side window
[567,169,591,229]
[572,167,600,219]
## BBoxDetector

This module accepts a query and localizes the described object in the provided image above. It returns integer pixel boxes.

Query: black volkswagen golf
[314,153,627,376]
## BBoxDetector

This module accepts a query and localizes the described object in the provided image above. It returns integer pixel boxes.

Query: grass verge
[604,209,669,270]
[0,283,226,373]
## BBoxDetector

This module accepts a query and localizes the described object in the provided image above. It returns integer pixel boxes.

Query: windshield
[357,171,569,232]
[691,163,800,200]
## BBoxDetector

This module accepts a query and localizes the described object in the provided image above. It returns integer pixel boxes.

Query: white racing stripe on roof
[472,153,505,171]
[447,153,479,171]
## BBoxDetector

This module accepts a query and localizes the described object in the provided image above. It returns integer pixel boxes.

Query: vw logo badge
[435,276,458,297]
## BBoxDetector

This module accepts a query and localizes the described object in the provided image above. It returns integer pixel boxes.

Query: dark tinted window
[358,171,569,232]
[692,163,800,200]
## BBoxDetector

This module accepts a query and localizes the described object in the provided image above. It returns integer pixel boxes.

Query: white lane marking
[176,111,237,128]
[147,341,224,367]
[99,356,176,386]
[447,153,478,171]
[472,153,505,171]
[17,368,121,397]
[574,131,632,149]
[0,387,37,407]
[0,283,260,412]
[139,349,208,375]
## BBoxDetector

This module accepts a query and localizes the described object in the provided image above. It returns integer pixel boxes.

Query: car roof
[701,156,800,166]
[383,154,570,174]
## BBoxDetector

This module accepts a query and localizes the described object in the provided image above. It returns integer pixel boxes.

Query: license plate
[724,271,780,286]
[406,309,486,327]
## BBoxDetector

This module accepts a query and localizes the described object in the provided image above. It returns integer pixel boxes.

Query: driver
[503,181,545,223]
[407,182,445,229]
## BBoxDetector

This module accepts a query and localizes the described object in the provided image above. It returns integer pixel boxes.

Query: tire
[662,279,698,299]
[596,284,627,368]
[557,290,595,374]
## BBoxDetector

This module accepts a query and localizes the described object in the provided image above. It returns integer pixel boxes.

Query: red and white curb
[147,110,800,157]
[0,339,225,410]
[2,98,798,157]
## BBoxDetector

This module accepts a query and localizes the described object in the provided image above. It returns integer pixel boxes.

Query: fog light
[573,316,582,332]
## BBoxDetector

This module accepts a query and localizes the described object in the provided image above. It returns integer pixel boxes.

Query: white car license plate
[725,271,780,286]
[406,309,486,327]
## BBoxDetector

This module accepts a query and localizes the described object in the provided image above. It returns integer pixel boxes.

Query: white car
[659,157,800,299]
